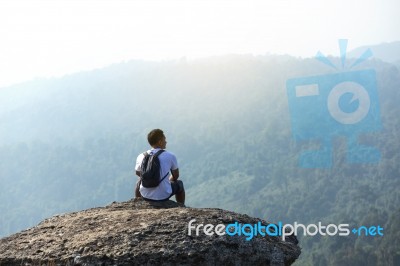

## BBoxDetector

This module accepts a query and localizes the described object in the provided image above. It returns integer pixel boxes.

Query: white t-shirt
[135,148,178,200]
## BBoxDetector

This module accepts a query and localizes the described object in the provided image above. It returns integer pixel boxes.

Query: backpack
[140,149,169,188]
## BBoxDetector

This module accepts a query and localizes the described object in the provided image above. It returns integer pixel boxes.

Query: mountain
[0,199,301,265]
[348,41,400,63]
[0,54,399,265]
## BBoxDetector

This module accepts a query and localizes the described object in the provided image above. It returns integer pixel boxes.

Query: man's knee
[177,180,184,192]
[171,180,184,195]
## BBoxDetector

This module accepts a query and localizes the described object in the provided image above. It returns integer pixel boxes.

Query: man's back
[135,148,178,200]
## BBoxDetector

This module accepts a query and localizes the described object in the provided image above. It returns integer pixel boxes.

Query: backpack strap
[153,149,165,157]
[145,149,165,156]
[159,171,169,183]
[155,149,168,182]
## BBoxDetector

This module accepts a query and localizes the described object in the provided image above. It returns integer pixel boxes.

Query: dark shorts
[170,180,184,196]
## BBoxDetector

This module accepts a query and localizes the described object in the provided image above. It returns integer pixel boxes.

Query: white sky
[0,0,399,88]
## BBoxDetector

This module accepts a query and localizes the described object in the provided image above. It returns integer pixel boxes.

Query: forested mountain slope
[0,54,399,265]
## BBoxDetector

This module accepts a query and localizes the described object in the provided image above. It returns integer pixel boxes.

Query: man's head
[147,129,167,149]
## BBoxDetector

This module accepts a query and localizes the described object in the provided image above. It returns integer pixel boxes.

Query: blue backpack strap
[159,172,169,183]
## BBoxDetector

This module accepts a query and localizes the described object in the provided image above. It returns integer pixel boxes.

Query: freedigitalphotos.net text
[188,219,383,241]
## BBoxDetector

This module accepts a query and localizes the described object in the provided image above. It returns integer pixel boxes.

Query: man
[135,129,185,204]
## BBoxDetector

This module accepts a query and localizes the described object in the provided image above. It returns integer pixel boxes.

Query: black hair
[147,129,165,146]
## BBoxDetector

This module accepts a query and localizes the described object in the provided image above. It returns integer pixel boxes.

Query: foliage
[0,54,399,265]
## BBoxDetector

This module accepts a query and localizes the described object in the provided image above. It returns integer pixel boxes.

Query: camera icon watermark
[286,40,381,168]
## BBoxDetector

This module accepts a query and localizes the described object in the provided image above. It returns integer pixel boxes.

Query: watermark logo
[188,219,384,241]
[286,39,381,168]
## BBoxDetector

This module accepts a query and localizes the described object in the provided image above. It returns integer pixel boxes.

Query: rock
[0,198,300,265]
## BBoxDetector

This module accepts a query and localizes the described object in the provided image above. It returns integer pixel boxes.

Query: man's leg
[135,179,142,198]
[175,189,185,204]
[171,180,185,204]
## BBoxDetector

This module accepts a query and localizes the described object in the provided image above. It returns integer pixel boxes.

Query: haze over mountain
[0,43,399,265]
[348,41,400,64]
[1,0,398,89]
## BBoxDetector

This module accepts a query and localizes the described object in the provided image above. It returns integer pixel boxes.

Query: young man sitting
[135,129,185,204]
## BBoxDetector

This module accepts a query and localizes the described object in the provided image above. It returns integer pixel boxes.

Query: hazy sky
[0,0,399,88]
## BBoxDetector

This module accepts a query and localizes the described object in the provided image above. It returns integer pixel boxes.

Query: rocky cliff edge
[0,199,300,265]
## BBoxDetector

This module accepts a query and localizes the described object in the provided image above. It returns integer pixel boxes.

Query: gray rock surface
[0,198,300,265]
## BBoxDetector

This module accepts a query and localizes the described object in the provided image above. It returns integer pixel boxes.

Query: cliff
[0,199,300,265]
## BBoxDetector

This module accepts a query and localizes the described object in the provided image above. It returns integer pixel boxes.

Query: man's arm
[135,171,141,198]
[169,169,179,181]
